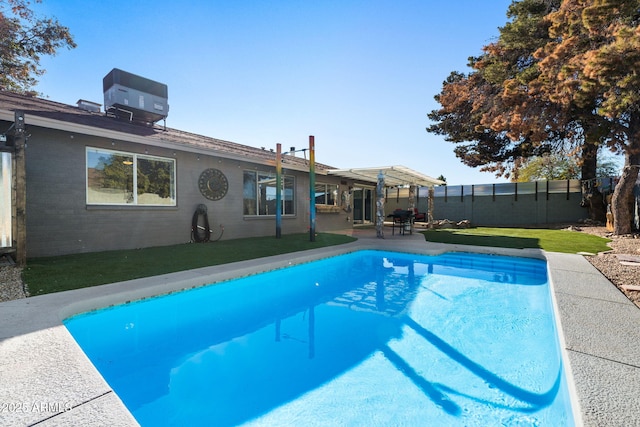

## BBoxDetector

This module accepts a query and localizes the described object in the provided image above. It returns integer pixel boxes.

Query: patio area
[1,229,639,426]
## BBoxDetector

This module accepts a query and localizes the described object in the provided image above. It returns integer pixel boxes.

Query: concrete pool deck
[1,229,639,426]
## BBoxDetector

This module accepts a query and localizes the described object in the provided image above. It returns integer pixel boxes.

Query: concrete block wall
[415,192,588,226]
[391,182,592,227]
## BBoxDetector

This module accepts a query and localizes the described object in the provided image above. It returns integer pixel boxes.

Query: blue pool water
[64,250,575,426]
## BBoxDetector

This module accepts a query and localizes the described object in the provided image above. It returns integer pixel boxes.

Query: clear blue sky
[33,0,515,185]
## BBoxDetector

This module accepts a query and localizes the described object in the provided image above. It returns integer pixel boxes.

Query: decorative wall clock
[198,168,228,201]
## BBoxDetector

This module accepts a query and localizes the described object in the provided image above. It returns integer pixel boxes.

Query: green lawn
[421,227,611,254]
[23,233,356,296]
[23,227,612,297]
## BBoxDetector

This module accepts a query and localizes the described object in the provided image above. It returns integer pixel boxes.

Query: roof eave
[0,109,322,174]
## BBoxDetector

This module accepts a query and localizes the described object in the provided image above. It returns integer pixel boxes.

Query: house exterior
[1,90,363,259]
[1,63,447,263]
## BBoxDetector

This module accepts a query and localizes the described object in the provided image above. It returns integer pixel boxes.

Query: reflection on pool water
[64,250,575,426]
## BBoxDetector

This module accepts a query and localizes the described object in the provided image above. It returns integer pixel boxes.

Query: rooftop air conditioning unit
[103,68,169,125]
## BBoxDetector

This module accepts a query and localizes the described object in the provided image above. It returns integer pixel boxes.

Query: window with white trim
[243,170,295,215]
[86,147,176,206]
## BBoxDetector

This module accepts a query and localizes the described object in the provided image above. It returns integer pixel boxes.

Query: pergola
[327,165,444,187]
[328,166,445,238]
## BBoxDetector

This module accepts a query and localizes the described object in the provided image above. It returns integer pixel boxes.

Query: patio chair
[411,208,426,222]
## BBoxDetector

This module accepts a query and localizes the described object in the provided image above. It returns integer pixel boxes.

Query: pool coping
[1,231,639,426]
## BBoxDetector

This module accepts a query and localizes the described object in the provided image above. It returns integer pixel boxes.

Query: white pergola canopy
[327,165,445,187]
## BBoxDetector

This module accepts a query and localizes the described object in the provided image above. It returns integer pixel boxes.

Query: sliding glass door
[352,188,373,224]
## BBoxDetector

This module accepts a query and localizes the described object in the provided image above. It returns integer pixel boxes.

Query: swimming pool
[64,250,575,426]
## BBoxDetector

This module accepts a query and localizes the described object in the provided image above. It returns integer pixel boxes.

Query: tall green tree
[533,0,640,234]
[514,151,620,181]
[428,0,640,230]
[514,153,579,181]
[429,0,608,221]
[428,0,563,178]
[0,0,76,93]
[428,71,515,177]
